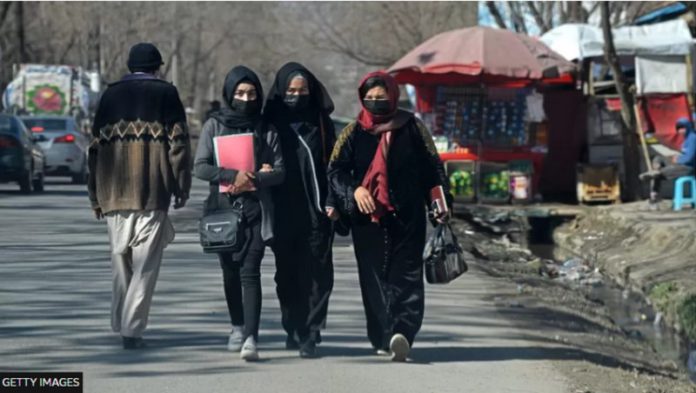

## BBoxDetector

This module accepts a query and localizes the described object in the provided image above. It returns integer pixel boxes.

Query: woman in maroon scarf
[328,71,450,361]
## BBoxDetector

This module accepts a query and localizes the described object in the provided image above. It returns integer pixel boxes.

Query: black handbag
[423,222,469,284]
[199,199,246,254]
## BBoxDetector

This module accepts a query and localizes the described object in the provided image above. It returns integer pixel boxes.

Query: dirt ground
[451,208,696,393]
[554,201,696,341]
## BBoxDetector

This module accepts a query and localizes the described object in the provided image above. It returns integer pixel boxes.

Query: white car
[20,116,89,184]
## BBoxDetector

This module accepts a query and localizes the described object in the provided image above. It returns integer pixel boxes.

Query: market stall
[541,19,695,200]
[388,26,577,203]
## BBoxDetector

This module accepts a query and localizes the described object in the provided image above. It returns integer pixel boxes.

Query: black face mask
[284,94,310,111]
[363,99,391,115]
[230,98,259,115]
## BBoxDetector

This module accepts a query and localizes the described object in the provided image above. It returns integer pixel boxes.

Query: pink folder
[213,133,256,193]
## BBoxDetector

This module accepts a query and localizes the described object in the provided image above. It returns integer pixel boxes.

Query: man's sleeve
[87,95,106,210]
[165,86,192,199]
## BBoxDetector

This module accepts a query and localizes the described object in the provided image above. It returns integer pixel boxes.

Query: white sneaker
[227,326,244,352]
[375,349,391,356]
[389,334,410,362]
[240,336,259,361]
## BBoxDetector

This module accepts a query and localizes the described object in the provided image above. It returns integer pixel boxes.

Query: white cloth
[525,91,546,122]
[636,55,691,94]
[105,210,174,337]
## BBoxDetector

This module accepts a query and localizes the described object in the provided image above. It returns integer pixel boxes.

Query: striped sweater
[88,74,191,213]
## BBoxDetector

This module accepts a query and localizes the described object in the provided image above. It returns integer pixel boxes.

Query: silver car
[20,116,89,184]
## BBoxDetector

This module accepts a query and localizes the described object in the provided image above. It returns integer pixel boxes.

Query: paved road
[0,179,571,393]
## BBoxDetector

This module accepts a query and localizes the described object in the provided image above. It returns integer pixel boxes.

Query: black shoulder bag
[199,198,246,254]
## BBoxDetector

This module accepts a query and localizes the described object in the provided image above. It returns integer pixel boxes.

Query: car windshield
[22,118,68,132]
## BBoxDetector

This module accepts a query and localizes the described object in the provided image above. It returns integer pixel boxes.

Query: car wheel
[19,170,32,194]
[32,173,45,192]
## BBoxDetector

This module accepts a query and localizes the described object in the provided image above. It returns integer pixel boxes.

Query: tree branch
[526,2,549,33]
[486,1,508,30]
[508,2,528,34]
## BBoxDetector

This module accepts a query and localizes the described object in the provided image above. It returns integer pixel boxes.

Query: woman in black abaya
[265,62,338,358]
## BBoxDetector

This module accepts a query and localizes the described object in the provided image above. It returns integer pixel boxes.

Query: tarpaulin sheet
[637,94,689,150]
[541,19,693,61]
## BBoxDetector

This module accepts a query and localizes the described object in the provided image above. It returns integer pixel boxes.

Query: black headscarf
[264,62,334,126]
[211,65,264,130]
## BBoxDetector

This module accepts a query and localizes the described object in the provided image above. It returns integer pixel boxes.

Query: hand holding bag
[199,199,246,254]
[423,222,469,284]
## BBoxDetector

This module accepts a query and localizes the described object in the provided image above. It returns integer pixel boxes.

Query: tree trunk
[188,18,203,108]
[16,2,26,63]
[601,2,642,201]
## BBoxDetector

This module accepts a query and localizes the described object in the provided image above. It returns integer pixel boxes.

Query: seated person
[641,116,696,204]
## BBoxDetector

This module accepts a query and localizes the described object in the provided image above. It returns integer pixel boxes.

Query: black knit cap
[127,43,164,72]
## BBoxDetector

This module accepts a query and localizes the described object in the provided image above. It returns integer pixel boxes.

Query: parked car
[20,115,89,184]
[0,114,45,193]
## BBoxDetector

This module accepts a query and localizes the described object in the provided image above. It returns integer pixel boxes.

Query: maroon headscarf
[356,71,411,134]
[357,71,412,222]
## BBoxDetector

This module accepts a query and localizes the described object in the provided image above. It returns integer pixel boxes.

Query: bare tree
[486,1,655,34]
[0,2,479,118]
[601,2,642,201]
[293,2,478,67]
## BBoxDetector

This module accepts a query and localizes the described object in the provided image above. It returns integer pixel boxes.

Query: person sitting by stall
[641,116,696,205]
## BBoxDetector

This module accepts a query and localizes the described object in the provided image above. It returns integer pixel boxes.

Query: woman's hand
[354,186,376,215]
[229,170,256,194]
[434,210,450,224]
[259,164,273,173]
[326,207,340,221]
[234,170,256,188]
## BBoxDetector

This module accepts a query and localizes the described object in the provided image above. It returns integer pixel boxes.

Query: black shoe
[122,336,146,350]
[286,335,300,350]
[299,339,317,359]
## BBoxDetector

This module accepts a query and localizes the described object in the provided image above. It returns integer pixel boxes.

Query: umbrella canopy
[389,26,576,85]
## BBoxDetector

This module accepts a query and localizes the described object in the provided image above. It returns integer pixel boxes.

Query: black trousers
[217,201,264,341]
[651,156,694,195]
[273,215,334,342]
[351,211,426,350]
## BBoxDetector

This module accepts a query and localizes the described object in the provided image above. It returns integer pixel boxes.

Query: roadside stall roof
[634,2,688,25]
[388,26,576,86]
[540,19,693,61]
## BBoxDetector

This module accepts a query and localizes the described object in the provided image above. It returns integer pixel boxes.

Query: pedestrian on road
[641,115,696,205]
[88,42,192,350]
[194,65,285,361]
[264,62,339,358]
[328,71,451,362]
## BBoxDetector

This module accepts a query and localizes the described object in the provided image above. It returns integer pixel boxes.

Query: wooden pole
[633,103,652,172]
[686,52,695,115]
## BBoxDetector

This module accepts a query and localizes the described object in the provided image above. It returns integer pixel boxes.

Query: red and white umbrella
[389,26,576,85]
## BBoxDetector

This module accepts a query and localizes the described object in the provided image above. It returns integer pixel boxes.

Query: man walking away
[88,42,191,349]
